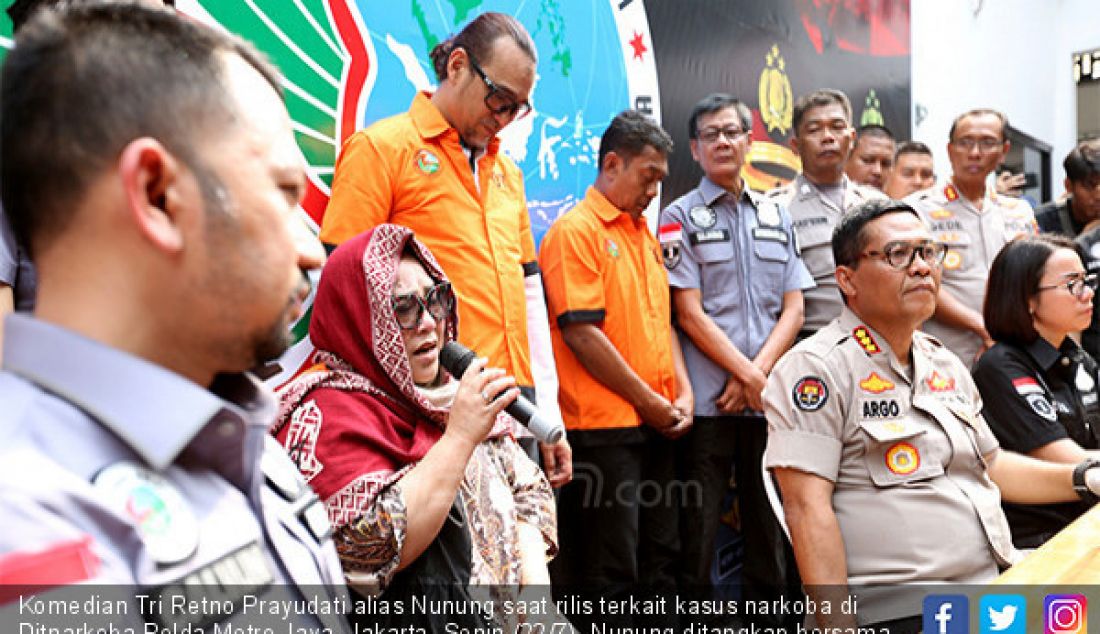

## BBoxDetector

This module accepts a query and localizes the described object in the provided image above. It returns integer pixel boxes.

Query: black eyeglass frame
[696,126,749,144]
[465,51,532,120]
[859,240,948,270]
[1037,273,1099,299]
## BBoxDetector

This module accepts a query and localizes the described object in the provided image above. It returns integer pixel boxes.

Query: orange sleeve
[319,132,396,245]
[517,181,537,270]
[539,218,605,326]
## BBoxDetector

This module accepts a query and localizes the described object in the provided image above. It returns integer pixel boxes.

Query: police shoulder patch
[792,376,829,411]
[688,205,717,229]
[851,326,881,355]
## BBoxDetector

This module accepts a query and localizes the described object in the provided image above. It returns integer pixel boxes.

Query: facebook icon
[924,595,970,634]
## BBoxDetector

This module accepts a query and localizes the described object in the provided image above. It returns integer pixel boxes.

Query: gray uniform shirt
[767,174,885,332]
[660,177,813,417]
[0,207,36,311]
[764,308,1019,624]
[907,182,1037,367]
[0,314,349,633]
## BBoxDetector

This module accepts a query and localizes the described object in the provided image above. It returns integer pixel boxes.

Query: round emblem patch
[1026,393,1057,421]
[688,205,717,229]
[93,463,199,564]
[885,442,920,475]
[792,376,828,411]
[943,250,962,270]
[415,149,440,174]
[756,201,782,227]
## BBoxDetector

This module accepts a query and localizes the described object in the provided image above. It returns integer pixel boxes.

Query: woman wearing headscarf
[271,224,556,623]
[973,234,1100,548]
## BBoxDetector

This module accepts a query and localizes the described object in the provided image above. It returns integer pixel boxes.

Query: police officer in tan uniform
[907,108,1037,367]
[767,89,885,336]
[764,199,1100,632]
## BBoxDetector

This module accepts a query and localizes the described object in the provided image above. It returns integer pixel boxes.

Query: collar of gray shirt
[1,313,277,476]
[698,175,751,208]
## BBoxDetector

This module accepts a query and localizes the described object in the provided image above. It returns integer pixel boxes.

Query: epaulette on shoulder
[798,327,847,359]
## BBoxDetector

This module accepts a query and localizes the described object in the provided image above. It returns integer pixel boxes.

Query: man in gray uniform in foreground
[0,5,348,632]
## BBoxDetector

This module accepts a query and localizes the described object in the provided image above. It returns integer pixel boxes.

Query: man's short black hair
[984,234,1083,347]
[687,93,752,140]
[855,124,895,143]
[1064,137,1100,183]
[832,198,922,270]
[792,89,852,135]
[948,108,1008,142]
[1,2,282,256]
[598,110,673,171]
[895,140,933,161]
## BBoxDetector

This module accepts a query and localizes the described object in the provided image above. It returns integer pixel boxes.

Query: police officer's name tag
[143,542,275,632]
[93,462,199,565]
[688,229,730,245]
[752,227,788,244]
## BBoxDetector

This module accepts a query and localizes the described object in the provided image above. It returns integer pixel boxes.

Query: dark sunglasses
[466,52,532,120]
[392,282,455,330]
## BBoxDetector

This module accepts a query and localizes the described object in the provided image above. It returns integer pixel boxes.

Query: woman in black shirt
[973,234,1100,548]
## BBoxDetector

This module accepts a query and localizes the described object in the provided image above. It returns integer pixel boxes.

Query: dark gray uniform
[0,314,349,633]
[660,177,812,627]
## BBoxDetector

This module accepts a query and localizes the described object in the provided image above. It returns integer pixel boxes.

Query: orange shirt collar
[409,91,500,154]
[585,186,638,226]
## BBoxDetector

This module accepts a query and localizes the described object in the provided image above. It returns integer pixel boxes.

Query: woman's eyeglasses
[1037,273,1098,299]
[392,282,455,330]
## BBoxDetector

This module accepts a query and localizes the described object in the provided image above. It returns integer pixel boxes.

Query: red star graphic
[628,31,647,61]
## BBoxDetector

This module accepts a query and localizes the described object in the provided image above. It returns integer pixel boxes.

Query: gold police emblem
[758,44,792,135]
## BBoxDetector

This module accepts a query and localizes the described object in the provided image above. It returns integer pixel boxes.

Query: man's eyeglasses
[1037,273,1098,299]
[697,126,748,144]
[466,52,532,120]
[392,282,455,330]
[860,240,948,270]
[952,137,1004,153]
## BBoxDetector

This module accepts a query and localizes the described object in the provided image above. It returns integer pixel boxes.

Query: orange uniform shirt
[540,186,677,430]
[320,92,536,386]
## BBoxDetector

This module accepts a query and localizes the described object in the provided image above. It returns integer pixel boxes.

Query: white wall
[911,0,1097,198]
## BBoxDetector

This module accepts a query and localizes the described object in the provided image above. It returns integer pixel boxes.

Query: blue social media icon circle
[981,594,1026,634]
[925,595,970,634]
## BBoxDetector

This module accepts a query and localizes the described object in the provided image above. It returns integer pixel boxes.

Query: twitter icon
[981,594,1026,634]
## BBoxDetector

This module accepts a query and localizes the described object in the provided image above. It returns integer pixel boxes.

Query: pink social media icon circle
[1044,594,1087,634]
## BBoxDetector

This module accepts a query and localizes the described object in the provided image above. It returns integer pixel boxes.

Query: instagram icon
[1045,595,1087,634]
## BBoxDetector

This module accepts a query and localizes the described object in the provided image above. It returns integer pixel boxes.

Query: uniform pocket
[690,229,734,263]
[858,419,945,486]
[752,228,791,263]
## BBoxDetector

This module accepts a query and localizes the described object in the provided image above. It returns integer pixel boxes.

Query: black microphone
[439,341,565,444]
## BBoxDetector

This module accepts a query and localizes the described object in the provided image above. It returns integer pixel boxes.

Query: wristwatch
[1072,458,1100,504]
